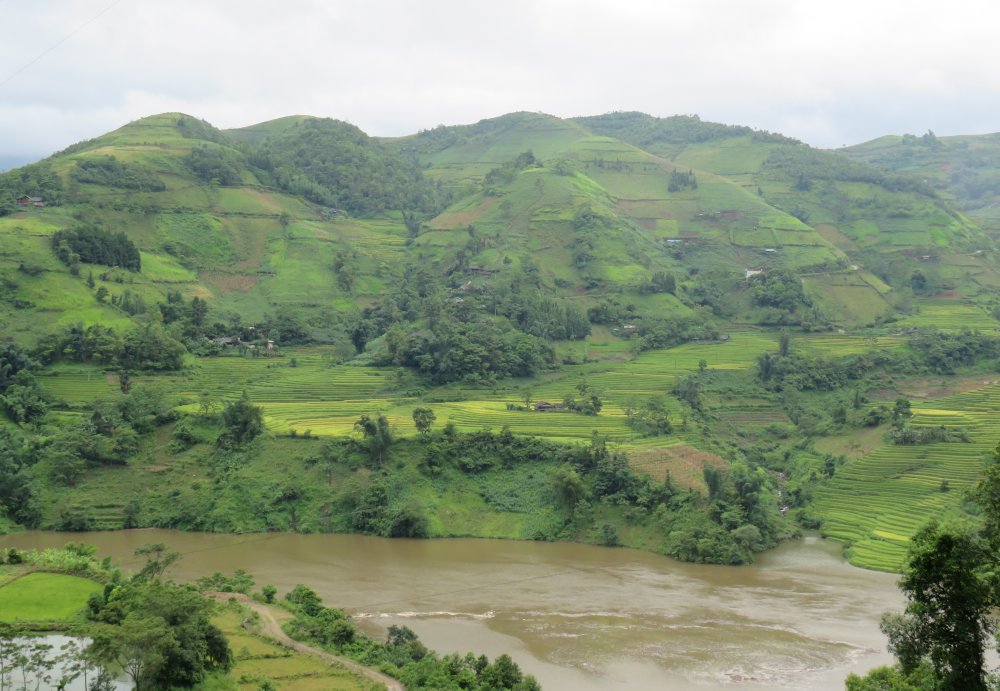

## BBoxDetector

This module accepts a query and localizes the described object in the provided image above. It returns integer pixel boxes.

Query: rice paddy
[0,572,101,623]
[895,299,1000,331]
[151,328,909,451]
[36,363,119,403]
[813,383,1000,571]
[213,607,379,691]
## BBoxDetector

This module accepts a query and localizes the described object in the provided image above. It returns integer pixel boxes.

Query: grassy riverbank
[35,425,791,566]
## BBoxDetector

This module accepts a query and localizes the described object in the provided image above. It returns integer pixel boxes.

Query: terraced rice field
[213,608,376,691]
[712,400,789,434]
[895,299,1000,331]
[813,384,1000,571]
[181,353,392,402]
[258,399,638,445]
[533,331,779,404]
[172,331,905,445]
[37,364,119,403]
[793,334,905,356]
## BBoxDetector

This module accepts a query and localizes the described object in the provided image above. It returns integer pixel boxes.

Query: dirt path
[208,592,404,691]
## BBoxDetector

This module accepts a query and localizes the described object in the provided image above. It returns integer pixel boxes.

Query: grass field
[0,572,101,622]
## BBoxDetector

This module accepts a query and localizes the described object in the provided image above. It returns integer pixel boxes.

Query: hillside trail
[207,592,404,691]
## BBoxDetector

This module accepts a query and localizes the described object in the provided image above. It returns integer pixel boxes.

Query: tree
[0,429,40,526]
[553,465,586,508]
[90,615,172,691]
[88,580,232,689]
[892,398,913,430]
[411,407,436,436]
[355,413,392,466]
[0,344,35,393]
[521,388,534,408]
[673,374,702,411]
[218,394,264,448]
[887,523,993,689]
[975,445,1000,551]
[133,543,179,582]
[119,324,185,371]
[189,296,208,327]
[778,331,791,357]
[122,499,140,529]
[565,380,602,416]
[198,391,219,418]
[1,371,48,424]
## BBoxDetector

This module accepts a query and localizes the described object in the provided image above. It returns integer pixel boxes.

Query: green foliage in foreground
[87,577,233,690]
[283,584,540,691]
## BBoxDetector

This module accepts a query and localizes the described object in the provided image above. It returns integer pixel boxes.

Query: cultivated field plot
[813,383,1000,571]
[710,398,790,436]
[213,608,378,691]
[180,352,393,403]
[792,333,905,357]
[174,330,909,445]
[37,363,119,403]
[895,299,1000,331]
[260,399,638,445]
[533,331,779,405]
[0,572,101,622]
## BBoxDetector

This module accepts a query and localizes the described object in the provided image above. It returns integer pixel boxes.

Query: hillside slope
[0,113,432,345]
[577,112,997,305]
[4,110,995,347]
[842,131,1000,234]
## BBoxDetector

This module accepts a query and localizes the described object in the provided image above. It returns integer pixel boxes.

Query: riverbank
[1,529,902,690]
[30,431,791,567]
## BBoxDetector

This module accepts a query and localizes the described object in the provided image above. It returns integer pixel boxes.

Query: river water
[3,531,901,690]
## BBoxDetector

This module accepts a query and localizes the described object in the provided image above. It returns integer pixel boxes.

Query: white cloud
[2,0,999,159]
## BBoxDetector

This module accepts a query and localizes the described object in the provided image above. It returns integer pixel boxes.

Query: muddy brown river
[3,531,901,689]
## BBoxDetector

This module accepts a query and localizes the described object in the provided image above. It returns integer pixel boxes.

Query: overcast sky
[3,0,1000,164]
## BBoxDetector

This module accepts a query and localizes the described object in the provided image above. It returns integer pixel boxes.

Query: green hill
[841,131,1000,234]
[398,112,889,327]
[3,109,991,347]
[577,112,995,304]
[3,110,1000,571]
[0,113,437,345]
